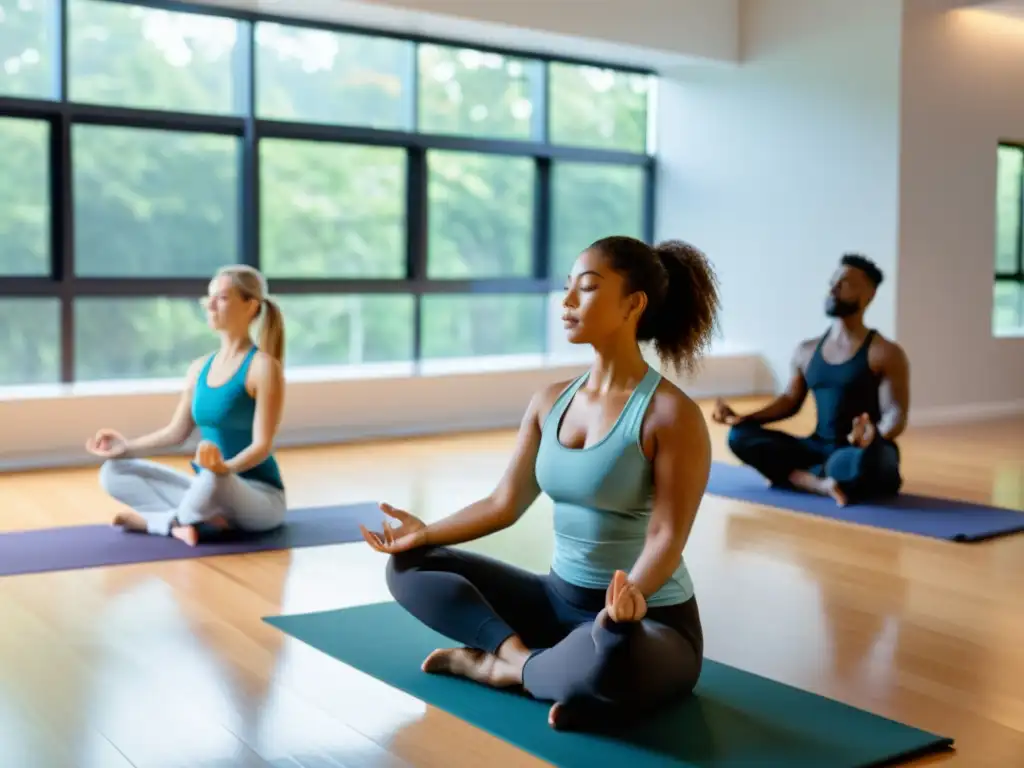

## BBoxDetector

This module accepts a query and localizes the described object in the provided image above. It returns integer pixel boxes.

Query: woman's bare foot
[422,647,524,688]
[788,470,848,507]
[548,700,613,732]
[548,702,573,730]
[170,524,199,547]
[422,634,530,689]
[112,510,147,532]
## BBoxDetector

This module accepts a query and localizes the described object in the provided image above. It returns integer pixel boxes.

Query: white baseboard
[910,399,1024,428]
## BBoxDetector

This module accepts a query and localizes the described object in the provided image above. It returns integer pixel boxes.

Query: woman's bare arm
[627,388,711,598]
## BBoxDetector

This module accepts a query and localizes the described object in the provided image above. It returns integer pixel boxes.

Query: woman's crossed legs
[100,458,286,545]
[385,545,703,729]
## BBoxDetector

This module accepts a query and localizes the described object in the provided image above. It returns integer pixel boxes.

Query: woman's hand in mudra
[194,440,230,474]
[360,503,429,554]
[604,569,647,623]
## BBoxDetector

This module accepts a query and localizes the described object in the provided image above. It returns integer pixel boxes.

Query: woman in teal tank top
[85,265,288,547]
[361,236,720,730]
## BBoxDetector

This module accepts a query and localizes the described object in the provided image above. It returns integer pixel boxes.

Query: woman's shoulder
[249,348,282,372]
[647,377,708,440]
[245,349,284,390]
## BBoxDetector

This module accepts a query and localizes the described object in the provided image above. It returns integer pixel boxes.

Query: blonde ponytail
[260,298,285,364]
[213,264,286,364]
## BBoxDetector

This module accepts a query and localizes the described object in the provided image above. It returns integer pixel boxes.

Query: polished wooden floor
[2,398,1023,767]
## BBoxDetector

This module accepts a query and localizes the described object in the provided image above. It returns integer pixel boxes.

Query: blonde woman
[86,265,287,546]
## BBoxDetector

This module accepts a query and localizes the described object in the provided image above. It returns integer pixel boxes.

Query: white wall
[896,2,1024,417]
[655,0,903,389]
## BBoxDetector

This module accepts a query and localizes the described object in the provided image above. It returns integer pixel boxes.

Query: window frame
[996,141,1024,337]
[0,0,657,382]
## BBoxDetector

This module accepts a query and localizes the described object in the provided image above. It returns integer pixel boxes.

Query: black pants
[386,545,703,720]
[727,422,902,502]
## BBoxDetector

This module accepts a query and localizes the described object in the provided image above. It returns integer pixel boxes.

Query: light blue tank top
[191,347,284,490]
[534,364,694,607]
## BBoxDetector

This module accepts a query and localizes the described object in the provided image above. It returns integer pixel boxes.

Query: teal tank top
[190,347,284,490]
[534,365,694,607]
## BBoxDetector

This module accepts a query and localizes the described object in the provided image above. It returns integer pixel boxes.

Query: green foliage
[260,140,407,279]
[549,62,650,153]
[427,150,534,279]
[256,21,412,129]
[418,44,536,140]
[0,0,651,386]
[0,117,49,276]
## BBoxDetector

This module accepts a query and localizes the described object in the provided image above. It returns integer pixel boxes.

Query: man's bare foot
[422,647,524,688]
[788,470,848,507]
[112,510,146,532]
[170,524,199,547]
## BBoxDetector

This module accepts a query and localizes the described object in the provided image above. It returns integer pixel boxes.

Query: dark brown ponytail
[590,236,720,375]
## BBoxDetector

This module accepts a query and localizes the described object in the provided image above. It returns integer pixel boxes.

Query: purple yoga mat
[707,462,1024,542]
[0,502,383,577]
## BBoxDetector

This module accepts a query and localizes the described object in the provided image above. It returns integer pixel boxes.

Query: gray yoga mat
[0,502,380,577]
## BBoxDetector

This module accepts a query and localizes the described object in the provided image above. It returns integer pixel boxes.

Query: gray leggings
[386,546,703,722]
[99,458,287,536]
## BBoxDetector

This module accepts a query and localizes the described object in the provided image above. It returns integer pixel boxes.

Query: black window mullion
[238,19,258,269]
[407,148,428,361]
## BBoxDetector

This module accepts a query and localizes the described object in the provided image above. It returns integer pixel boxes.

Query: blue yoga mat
[707,462,1024,542]
[0,502,380,577]
[265,601,953,768]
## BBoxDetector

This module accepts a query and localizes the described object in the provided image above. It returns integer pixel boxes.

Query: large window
[0,0,656,386]
[995,144,1024,337]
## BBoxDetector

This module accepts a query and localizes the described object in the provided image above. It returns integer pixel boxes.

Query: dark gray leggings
[727,422,902,502]
[386,545,703,720]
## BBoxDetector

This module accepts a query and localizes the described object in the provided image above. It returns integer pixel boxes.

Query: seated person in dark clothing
[713,254,910,506]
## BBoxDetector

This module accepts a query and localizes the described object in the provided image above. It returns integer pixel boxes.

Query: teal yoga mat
[265,602,953,767]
